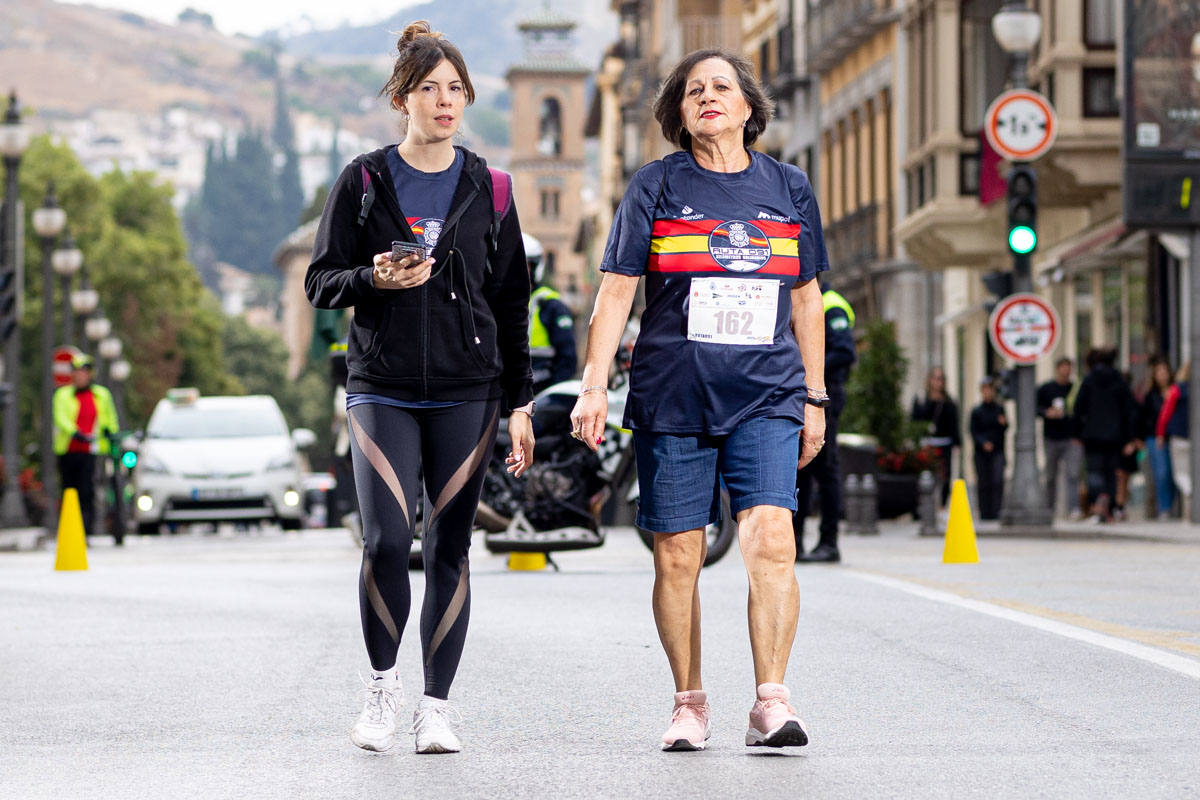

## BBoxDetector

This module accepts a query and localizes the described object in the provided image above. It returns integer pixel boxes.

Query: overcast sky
[60,0,421,36]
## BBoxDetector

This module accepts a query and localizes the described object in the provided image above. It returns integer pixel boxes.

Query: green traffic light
[121,451,138,469]
[1009,225,1037,254]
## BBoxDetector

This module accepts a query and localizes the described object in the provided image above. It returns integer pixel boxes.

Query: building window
[1083,67,1120,117]
[961,0,1009,135]
[544,250,556,279]
[540,189,560,219]
[1084,0,1116,48]
[960,152,981,197]
[538,97,563,157]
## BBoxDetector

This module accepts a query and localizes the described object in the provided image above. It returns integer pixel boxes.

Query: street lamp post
[98,335,122,388]
[52,230,82,346]
[109,358,130,425]
[0,91,31,528]
[70,271,99,348]
[32,182,67,528]
[992,3,1052,530]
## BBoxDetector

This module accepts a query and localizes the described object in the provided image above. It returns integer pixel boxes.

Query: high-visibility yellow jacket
[53,383,119,456]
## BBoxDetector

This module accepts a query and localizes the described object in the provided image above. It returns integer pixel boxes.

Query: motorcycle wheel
[636,490,737,568]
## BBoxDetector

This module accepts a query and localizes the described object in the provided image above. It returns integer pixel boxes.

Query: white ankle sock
[371,667,398,686]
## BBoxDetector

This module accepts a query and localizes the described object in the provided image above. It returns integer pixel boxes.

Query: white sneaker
[350,678,403,751]
[410,696,462,754]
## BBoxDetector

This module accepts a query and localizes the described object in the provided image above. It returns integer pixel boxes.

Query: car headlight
[266,454,297,472]
[138,454,171,475]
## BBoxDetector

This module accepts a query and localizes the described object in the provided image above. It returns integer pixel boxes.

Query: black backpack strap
[356,164,374,227]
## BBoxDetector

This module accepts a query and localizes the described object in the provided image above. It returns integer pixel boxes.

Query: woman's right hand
[372,250,434,290]
[569,391,608,453]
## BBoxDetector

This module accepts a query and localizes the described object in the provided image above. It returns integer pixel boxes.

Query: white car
[131,390,315,534]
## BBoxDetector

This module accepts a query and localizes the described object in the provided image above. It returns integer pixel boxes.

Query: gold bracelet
[579,385,607,395]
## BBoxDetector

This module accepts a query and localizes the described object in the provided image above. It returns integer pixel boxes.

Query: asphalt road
[1,525,1198,799]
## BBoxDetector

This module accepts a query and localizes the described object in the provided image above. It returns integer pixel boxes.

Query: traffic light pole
[1190,229,1200,523]
[1000,240,1052,530]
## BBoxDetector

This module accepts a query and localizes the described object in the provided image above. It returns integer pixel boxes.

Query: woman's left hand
[506,411,536,477]
[798,407,826,470]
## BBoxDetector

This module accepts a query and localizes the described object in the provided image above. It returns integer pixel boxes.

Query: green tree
[16,136,234,472]
[840,319,925,453]
[299,184,329,227]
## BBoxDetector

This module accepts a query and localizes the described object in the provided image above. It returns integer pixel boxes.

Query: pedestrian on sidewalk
[52,354,119,539]
[571,47,827,752]
[1114,367,1144,521]
[795,285,855,563]
[1037,357,1083,518]
[306,20,534,755]
[911,367,962,505]
[1142,357,1176,517]
[1155,360,1191,512]
[1074,346,1138,523]
[969,376,1007,520]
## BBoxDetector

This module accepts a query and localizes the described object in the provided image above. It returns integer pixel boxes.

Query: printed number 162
[714,310,753,335]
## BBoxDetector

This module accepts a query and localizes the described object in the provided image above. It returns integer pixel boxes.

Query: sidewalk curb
[0,528,49,552]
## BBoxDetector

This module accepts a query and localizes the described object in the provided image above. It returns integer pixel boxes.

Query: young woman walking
[306,21,534,754]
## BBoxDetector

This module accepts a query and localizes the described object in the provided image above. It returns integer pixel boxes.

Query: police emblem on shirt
[412,218,443,250]
[708,221,771,273]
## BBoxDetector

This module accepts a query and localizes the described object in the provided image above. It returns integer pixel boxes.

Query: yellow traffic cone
[943,479,979,564]
[507,551,547,571]
[54,488,89,571]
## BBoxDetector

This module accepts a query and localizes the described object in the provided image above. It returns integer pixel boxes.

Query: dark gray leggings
[348,399,498,699]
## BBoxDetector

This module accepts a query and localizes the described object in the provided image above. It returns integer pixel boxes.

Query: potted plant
[840,319,940,518]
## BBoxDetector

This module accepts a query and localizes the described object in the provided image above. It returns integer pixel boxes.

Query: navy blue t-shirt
[600,150,829,435]
[386,147,463,253]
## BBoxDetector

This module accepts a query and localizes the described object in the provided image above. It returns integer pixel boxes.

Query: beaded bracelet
[579,385,607,396]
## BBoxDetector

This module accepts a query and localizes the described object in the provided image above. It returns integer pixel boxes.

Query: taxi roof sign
[166,387,200,406]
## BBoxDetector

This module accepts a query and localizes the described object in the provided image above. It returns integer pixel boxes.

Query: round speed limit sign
[988,293,1060,365]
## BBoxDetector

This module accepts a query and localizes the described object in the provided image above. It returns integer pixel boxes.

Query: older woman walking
[571,48,829,751]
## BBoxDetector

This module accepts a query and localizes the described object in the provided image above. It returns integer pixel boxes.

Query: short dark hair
[1056,356,1072,368]
[652,49,773,151]
[379,21,476,113]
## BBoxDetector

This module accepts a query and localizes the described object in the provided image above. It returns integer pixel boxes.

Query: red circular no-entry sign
[52,345,82,388]
[988,293,1060,365]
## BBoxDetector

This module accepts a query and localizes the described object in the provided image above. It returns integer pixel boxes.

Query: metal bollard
[859,473,879,535]
[843,474,862,534]
[917,469,939,536]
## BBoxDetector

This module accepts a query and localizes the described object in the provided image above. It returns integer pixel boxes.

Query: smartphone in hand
[391,240,427,265]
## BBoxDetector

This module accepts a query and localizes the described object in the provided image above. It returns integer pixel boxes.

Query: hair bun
[398,20,442,49]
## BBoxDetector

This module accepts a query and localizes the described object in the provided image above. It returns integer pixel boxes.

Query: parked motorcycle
[480,360,736,568]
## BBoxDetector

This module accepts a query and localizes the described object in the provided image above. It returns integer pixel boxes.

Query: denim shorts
[633,416,801,533]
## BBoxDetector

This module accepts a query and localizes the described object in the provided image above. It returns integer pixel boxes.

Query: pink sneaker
[661,690,711,751]
[746,683,808,747]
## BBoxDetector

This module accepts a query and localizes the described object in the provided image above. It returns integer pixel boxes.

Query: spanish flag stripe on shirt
[650,218,803,238]
[647,216,802,274]
[648,251,801,275]
[649,236,799,258]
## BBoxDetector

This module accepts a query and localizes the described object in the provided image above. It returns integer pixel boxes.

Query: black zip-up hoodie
[305,146,533,412]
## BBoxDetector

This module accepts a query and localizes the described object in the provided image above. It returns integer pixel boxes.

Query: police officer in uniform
[795,286,856,563]
[524,233,577,394]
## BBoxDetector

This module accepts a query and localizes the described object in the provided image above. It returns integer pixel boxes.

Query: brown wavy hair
[378,21,476,113]
[652,48,773,151]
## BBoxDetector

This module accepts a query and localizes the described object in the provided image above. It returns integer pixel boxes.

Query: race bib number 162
[686,277,779,346]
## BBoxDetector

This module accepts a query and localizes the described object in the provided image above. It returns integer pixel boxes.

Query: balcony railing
[807,0,896,73]
[825,203,882,273]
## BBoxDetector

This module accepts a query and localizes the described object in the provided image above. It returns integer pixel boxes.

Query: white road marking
[847,570,1200,680]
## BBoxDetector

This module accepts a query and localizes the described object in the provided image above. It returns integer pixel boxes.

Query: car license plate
[192,487,243,500]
